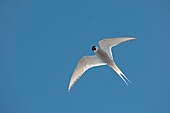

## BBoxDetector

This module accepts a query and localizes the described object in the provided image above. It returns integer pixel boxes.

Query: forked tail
[110,62,131,85]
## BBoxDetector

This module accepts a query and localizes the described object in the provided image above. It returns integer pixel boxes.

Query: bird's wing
[99,37,136,60]
[68,55,106,91]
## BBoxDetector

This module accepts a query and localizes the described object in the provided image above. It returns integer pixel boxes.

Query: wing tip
[131,37,137,40]
[68,84,72,92]
[68,88,70,92]
[123,37,136,41]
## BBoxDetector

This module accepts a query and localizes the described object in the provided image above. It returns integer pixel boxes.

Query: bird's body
[68,37,136,91]
[96,48,117,72]
[96,48,112,64]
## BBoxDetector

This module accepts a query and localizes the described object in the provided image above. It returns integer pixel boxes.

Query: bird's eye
[92,46,96,51]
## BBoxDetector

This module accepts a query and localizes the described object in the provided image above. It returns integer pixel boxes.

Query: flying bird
[68,37,136,91]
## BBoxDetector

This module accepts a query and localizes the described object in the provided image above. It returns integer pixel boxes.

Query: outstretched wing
[99,37,136,60]
[68,55,106,91]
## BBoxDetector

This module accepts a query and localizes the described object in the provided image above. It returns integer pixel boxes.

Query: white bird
[68,37,136,91]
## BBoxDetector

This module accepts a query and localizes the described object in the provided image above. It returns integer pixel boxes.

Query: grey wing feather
[99,37,136,60]
[68,55,106,91]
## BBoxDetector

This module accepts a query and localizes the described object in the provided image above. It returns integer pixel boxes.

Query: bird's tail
[110,61,131,85]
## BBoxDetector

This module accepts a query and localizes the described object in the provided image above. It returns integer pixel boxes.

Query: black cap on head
[92,46,96,51]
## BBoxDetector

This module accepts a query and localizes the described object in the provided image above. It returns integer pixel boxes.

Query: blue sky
[1,0,170,113]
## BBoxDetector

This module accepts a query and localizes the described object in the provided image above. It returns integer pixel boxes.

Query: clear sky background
[1,0,170,113]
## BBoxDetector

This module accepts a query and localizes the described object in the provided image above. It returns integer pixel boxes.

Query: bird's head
[92,46,98,52]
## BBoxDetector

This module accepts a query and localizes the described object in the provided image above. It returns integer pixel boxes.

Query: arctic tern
[68,37,136,91]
